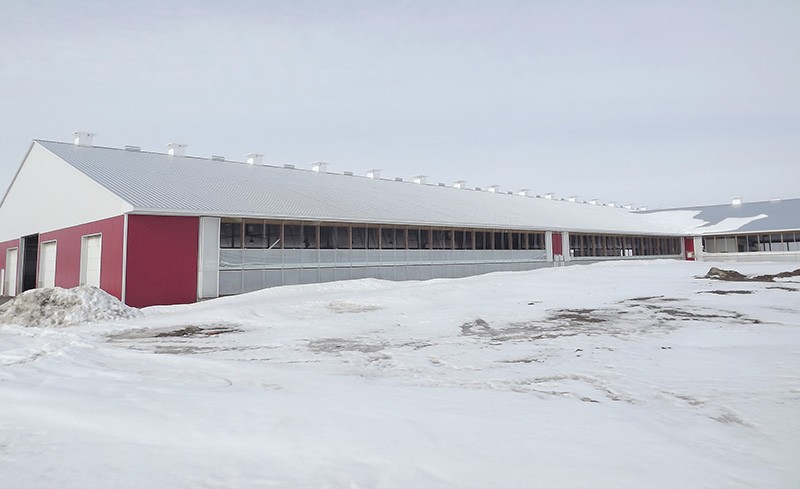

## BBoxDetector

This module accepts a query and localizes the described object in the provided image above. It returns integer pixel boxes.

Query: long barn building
[0,134,797,307]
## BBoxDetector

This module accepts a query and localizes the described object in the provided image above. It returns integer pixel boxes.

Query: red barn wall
[125,215,199,308]
[0,238,21,292]
[552,232,563,256]
[0,238,20,270]
[39,216,125,299]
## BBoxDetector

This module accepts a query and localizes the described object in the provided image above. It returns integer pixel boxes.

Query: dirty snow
[0,285,140,327]
[0,261,798,488]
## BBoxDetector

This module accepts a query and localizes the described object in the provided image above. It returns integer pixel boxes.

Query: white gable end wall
[0,142,133,242]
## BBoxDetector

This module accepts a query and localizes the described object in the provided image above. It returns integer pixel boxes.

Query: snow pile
[0,286,140,327]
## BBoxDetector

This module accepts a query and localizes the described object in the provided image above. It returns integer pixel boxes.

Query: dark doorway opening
[21,234,39,292]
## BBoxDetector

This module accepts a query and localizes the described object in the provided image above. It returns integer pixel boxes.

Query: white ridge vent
[488,185,500,193]
[454,180,467,189]
[125,145,141,152]
[246,153,264,165]
[732,197,743,206]
[413,175,427,185]
[73,131,95,147]
[284,164,296,169]
[367,169,381,179]
[343,171,354,176]
[312,161,328,173]
[211,155,225,162]
[166,143,186,157]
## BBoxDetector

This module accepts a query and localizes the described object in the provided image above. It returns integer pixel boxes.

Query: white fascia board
[0,142,134,241]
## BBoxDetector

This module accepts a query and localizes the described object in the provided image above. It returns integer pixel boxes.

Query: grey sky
[1,0,798,209]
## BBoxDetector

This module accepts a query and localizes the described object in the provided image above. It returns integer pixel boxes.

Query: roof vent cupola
[413,175,427,185]
[367,169,381,179]
[311,161,328,173]
[245,153,264,165]
[73,131,95,147]
[166,143,187,157]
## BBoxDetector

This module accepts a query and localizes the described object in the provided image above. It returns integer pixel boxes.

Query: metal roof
[638,198,800,234]
[37,140,683,235]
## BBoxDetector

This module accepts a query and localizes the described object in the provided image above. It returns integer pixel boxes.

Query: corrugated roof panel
[37,140,682,234]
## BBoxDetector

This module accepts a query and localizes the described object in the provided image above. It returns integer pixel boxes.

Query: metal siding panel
[197,217,220,299]
[125,215,199,307]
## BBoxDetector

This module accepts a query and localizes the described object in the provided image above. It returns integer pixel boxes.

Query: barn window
[244,222,265,248]
[351,227,366,249]
[380,228,395,249]
[408,228,422,249]
[220,220,242,248]
[432,230,447,249]
[284,224,307,249]
[367,228,380,249]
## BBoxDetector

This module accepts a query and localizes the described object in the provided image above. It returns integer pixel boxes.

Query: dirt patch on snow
[699,290,754,295]
[461,295,763,343]
[0,286,140,327]
[704,267,800,283]
[109,323,242,340]
[767,286,799,292]
[307,337,388,353]
[327,301,385,313]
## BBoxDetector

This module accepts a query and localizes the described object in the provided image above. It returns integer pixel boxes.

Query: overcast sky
[1,0,798,209]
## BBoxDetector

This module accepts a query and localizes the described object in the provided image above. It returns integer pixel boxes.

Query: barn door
[81,235,102,287]
[684,237,696,261]
[21,234,39,292]
[38,241,57,288]
[552,232,563,256]
[5,248,18,296]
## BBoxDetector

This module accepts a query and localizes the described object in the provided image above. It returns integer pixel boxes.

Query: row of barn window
[569,234,682,257]
[703,233,800,253]
[220,219,546,251]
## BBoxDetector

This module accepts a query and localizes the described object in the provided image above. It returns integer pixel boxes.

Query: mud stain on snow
[461,295,764,343]
[307,337,388,354]
[767,286,799,292]
[109,323,242,341]
[327,301,385,314]
[107,323,246,355]
[711,409,752,427]
[698,290,754,295]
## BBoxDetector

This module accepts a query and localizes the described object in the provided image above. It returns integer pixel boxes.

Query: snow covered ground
[1,260,798,488]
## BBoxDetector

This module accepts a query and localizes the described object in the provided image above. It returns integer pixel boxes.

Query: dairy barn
[0,133,797,307]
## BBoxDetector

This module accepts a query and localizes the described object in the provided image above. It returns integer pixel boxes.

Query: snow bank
[0,286,140,327]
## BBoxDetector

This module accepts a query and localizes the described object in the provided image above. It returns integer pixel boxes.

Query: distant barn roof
[638,198,800,234]
[36,140,679,235]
